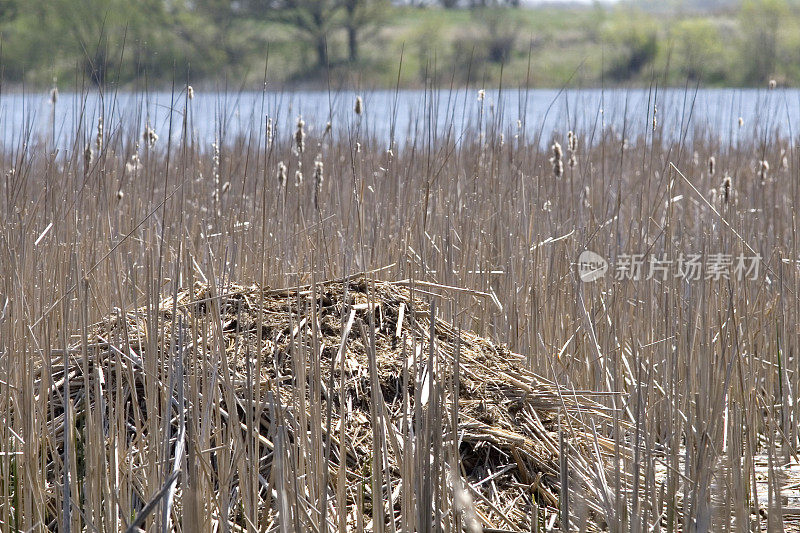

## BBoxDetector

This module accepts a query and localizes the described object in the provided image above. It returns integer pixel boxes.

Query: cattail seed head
[95,116,104,152]
[277,161,287,187]
[721,175,732,204]
[314,159,324,186]
[552,141,562,161]
[567,131,578,152]
[553,159,563,178]
[187,85,194,100]
[266,117,273,145]
[477,89,485,102]
[454,487,481,533]
[50,86,59,105]
[652,104,658,131]
[84,144,94,168]
[295,116,305,154]
[313,159,324,209]
[769,79,777,89]
[550,141,563,178]
[125,153,141,175]
[738,117,744,128]
[758,160,769,184]
[116,190,124,200]
[708,156,715,176]
[212,140,221,187]
[143,123,158,147]
[295,169,303,187]
[354,96,363,116]
[567,131,578,167]
[324,121,332,136]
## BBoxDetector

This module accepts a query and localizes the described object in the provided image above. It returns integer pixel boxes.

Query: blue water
[2,87,798,153]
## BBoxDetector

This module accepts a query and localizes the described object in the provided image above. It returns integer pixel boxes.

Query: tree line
[0,0,796,89]
[0,0,393,85]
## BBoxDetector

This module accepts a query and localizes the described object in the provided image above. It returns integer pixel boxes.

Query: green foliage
[0,0,195,86]
[278,0,343,66]
[669,18,726,82]
[475,8,521,64]
[602,12,660,81]
[738,0,789,84]
[405,16,446,82]
[3,1,800,88]
[0,0,17,23]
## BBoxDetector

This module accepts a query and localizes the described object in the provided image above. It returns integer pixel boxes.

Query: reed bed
[0,86,799,532]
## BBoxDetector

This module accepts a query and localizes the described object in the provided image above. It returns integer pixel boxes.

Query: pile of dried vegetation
[39,276,620,531]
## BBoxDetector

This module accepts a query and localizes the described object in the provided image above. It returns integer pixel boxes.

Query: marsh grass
[0,81,798,532]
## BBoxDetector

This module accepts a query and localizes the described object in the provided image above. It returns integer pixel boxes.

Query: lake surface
[2,88,798,153]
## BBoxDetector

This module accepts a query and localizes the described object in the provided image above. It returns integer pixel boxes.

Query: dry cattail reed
[454,484,481,533]
[125,153,141,175]
[313,159,323,187]
[295,116,305,154]
[84,144,93,169]
[143,123,158,147]
[551,141,563,179]
[708,187,718,207]
[277,161,287,187]
[95,116,104,152]
[721,175,733,204]
[187,85,194,100]
[567,131,578,168]
[313,159,324,209]
[50,86,58,106]
[354,96,363,116]
[212,139,221,207]
[295,169,303,187]
[213,140,220,184]
[758,160,769,184]
[708,156,715,176]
